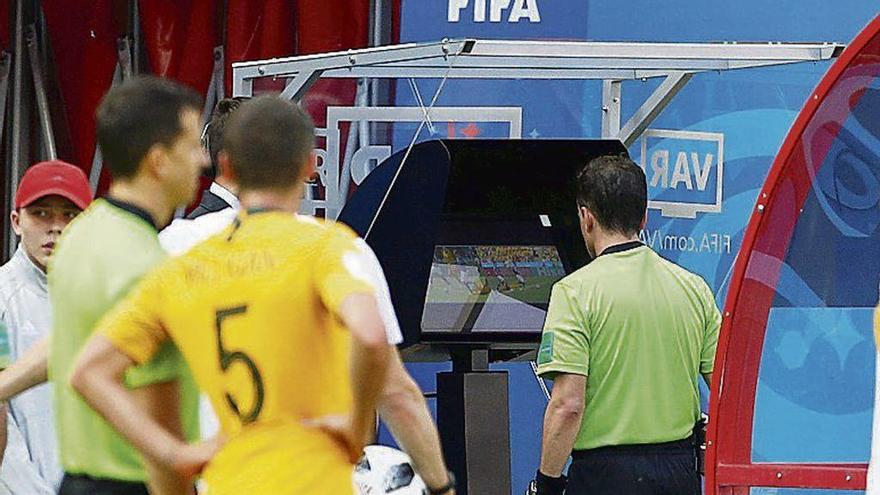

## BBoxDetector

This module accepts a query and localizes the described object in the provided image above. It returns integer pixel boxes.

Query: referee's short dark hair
[576,154,648,236]
[96,76,202,180]
[224,95,315,191]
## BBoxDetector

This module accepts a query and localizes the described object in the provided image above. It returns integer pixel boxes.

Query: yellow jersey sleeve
[98,269,170,365]
[314,226,377,317]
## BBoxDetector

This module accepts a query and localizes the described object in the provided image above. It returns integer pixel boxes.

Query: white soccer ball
[353,445,428,494]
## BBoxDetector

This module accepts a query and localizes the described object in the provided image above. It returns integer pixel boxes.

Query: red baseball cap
[15,160,93,210]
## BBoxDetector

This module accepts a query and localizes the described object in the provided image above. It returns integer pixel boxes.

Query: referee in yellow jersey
[69,96,392,495]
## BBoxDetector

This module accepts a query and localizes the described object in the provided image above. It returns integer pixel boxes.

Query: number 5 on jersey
[215,305,264,424]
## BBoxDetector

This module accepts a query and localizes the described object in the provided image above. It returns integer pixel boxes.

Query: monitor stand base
[437,347,512,495]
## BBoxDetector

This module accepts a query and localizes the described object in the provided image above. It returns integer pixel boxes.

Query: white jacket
[0,246,59,493]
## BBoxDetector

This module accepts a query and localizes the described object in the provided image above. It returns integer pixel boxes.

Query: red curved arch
[706,14,880,494]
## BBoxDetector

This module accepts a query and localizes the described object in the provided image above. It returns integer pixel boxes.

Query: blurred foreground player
[160,97,245,448]
[50,76,206,495]
[71,96,393,494]
[530,154,720,495]
[160,99,455,494]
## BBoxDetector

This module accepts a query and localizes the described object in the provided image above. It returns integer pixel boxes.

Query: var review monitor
[422,245,567,333]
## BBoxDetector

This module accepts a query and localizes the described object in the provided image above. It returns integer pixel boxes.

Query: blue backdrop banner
[388,3,880,493]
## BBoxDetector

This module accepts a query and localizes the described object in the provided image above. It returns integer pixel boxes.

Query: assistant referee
[530,154,721,495]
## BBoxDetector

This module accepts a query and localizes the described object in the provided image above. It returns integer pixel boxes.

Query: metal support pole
[338,79,369,210]
[365,0,381,132]
[0,51,10,258]
[356,0,377,189]
[339,114,359,210]
[90,42,133,191]
[26,24,57,160]
[130,0,142,74]
[231,72,253,98]
[369,0,385,48]
[279,70,323,101]
[88,138,105,193]
[202,46,225,124]
[7,0,32,261]
[368,0,395,145]
[357,76,370,159]
[0,52,10,144]
[450,347,490,373]
[35,5,51,76]
[117,37,133,81]
[601,79,621,138]
[618,71,693,147]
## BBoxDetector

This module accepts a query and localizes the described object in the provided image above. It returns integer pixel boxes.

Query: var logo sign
[639,129,725,219]
[448,0,541,23]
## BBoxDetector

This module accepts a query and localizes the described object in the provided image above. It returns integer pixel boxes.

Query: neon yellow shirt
[48,199,199,482]
[537,244,720,450]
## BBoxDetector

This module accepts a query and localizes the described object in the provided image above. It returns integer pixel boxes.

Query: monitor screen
[422,245,567,333]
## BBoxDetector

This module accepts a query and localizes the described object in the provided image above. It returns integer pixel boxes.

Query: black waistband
[61,473,148,491]
[572,434,695,459]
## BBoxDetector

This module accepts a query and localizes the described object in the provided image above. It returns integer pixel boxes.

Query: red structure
[37,0,377,191]
[706,14,880,494]
[0,0,393,256]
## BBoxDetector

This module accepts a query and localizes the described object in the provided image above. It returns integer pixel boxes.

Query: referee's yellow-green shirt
[537,242,720,450]
[48,198,199,482]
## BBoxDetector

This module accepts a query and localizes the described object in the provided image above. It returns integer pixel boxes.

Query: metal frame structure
[312,105,522,218]
[232,39,843,146]
[231,38,842,219]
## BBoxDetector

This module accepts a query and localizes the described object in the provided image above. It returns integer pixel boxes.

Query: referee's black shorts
[567,436,701,495]
[58,473,149,495]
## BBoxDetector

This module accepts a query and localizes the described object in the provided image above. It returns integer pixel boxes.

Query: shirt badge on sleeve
[537,331,555,366]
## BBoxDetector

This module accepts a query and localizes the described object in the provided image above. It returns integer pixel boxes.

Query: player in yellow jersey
[68,96,392,494]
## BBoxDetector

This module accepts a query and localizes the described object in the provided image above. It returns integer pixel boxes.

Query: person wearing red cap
[0,77,204,495]
[0,160,92,494]
[10,161,93,271]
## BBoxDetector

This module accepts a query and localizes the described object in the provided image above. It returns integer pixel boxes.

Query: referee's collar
[104,196,159,232]
[597,240,644,257]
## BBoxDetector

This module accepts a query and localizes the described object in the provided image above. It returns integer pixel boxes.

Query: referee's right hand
[526,471,567,495]
[526,479,539,495]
